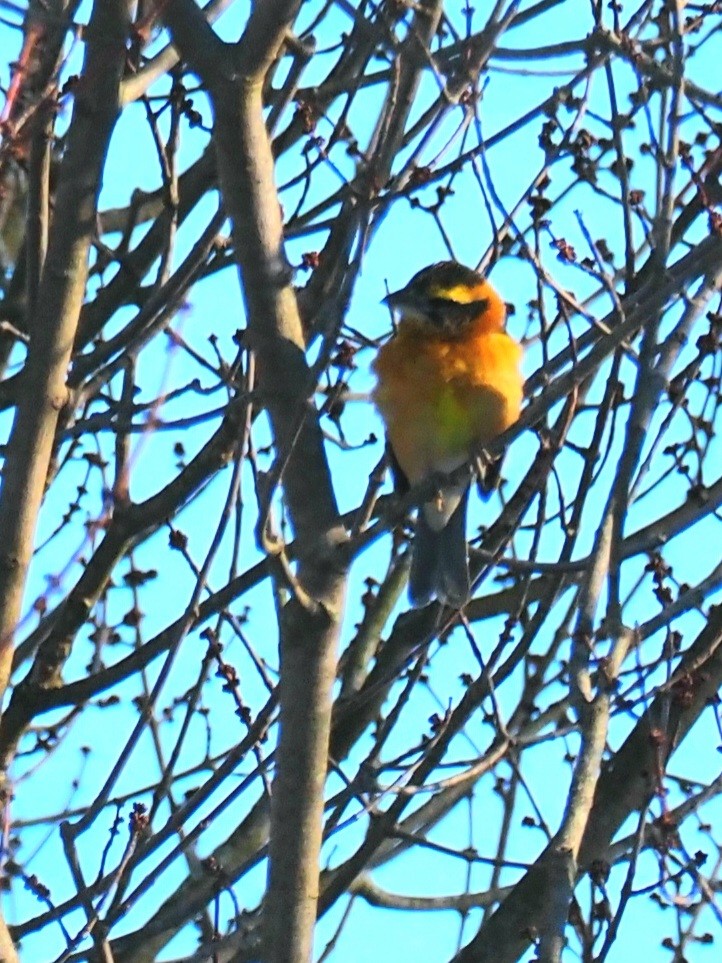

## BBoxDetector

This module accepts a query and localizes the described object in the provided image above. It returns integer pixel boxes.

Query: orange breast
[373,319,523,484]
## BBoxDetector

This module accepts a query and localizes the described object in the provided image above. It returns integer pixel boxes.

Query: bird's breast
[372,323,524,484]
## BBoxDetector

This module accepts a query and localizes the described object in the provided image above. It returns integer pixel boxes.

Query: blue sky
[3,0,722,960]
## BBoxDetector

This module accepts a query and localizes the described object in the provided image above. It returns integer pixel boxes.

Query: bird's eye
[427,297,489,326]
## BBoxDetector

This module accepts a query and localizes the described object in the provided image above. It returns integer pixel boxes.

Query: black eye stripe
[427,297,490,326]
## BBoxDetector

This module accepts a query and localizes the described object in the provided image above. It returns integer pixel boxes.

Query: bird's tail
[409,487,470,608]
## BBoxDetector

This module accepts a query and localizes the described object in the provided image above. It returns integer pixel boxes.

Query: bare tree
[1,1,722,961]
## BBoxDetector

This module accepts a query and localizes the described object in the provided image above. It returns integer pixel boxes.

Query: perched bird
[372,262,524,607]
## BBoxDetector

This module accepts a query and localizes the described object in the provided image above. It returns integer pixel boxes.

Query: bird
[372,261,524,608]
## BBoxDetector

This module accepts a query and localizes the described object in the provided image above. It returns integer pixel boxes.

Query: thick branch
[165,4,347,962]
[0,0,129,714]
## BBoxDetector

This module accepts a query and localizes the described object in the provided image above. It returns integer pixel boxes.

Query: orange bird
[372,262,524,607]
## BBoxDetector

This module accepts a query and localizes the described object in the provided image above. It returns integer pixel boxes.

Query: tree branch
[164,3,347,961]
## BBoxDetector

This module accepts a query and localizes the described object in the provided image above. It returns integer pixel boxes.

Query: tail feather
[409,487,470,608]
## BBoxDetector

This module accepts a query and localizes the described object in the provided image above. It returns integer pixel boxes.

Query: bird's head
[384,261,506,332]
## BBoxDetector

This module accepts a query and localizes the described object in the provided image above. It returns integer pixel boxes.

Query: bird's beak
[383,287,408,311]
